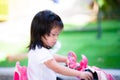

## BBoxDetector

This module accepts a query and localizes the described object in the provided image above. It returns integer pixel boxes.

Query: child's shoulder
[36,47,49,53]
[29,46,49,54]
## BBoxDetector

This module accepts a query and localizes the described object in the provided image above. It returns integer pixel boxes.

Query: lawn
[0,19,120,69]
[58,31,120,69]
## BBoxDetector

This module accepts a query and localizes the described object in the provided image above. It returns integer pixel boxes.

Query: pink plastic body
[13,61,28,80]
[67,51,115,80]
[68,52,88,71]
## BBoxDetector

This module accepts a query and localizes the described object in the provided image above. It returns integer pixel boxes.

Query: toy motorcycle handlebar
[67,51,115,80]
[67,51,88,71]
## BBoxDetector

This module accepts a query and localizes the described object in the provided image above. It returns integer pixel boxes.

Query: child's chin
[51,45,54,48]
[51,44,55,47]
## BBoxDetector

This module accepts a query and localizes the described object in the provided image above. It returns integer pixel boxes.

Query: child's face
[41,27,62,48]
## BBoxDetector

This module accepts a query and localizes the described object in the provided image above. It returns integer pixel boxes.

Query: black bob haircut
[28,10,64,50]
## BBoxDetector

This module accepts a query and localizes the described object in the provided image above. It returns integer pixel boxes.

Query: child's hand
[7,55,15,62]
[79,71,93,80]
[7,53,28,62]
[65,58,70,67]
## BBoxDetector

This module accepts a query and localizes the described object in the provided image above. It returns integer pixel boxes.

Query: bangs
[50,20,63,29]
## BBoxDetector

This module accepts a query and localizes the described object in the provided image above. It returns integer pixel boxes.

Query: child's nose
[54,36,58,40]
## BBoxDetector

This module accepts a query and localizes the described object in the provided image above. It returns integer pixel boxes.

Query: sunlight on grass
[0,51,6,61]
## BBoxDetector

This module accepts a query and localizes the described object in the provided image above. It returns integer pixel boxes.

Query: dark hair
[28,10,63,50]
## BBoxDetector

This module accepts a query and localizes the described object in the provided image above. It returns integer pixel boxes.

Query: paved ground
[0,67,120,80]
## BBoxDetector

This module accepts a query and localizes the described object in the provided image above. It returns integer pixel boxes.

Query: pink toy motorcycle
[67,51,116,80]
[13,61,28,80]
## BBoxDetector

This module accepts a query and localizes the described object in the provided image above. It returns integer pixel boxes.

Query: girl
[27,10,93,80]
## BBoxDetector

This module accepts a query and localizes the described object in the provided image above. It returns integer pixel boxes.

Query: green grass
[58,31,120,69]
[0,19,120,68]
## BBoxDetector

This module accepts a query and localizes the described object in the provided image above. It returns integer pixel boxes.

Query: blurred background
[0,0,120,69]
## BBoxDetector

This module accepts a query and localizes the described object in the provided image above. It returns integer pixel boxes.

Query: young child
[27,10,93,80]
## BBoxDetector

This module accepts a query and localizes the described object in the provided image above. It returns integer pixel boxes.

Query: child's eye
[52,34,56,36]
[50,33,59,37]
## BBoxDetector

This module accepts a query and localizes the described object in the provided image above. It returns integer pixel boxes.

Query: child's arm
[7,53,28,62]
[44,59,93,80]
[53,54,67,63]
